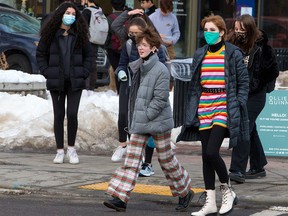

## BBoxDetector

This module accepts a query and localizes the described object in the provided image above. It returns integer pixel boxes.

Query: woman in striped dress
[179,15,249,216]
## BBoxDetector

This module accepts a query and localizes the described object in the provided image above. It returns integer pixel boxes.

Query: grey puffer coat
[182,42,249,149]
[128,54,174,134]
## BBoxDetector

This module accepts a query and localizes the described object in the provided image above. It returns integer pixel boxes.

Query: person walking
[149,0,180,59]
[137,0,158,178]
[227,14,279,183]
[110,9,167,164]
[139,0,157,16]
[103,27,193,212]
[177,15,249,216]
[36,2,93,164]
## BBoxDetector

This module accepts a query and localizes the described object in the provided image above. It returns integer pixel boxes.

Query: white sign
[240,7,253,16]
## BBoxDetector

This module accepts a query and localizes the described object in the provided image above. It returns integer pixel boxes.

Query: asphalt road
[0,193,287,216]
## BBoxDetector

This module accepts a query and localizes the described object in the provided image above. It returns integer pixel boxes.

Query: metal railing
[274,48,288,71]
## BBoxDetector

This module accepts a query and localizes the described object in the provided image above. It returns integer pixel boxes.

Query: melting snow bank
[0,89,183,154]
[0,90,119,154]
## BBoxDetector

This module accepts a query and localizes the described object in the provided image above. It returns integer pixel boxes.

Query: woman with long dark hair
[228,14,279,183]
[37,2,93,164]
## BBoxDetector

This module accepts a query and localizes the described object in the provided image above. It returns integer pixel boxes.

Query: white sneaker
[53,152,65,164]
[111,146,127,162]
[139,163,155,177]
[66,149,79,164]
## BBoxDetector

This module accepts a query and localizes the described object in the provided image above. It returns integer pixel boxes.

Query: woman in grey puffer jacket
[104,28,193,213]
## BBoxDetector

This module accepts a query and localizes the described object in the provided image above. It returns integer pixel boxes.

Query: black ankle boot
[103,197,127,212]
[175,190,194,212]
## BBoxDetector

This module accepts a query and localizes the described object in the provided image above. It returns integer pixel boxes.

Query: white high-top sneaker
[219,184,238,215]
[191,190,217,216]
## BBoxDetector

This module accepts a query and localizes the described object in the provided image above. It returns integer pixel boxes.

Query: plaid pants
[107,131,192,203]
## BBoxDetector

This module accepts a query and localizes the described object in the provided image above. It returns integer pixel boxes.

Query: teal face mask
[204,31,220,45]
[62,14,76,26]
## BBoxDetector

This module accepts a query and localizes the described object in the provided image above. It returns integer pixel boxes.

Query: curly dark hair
[40,2,89,48]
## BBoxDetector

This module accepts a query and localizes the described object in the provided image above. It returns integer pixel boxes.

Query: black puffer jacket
[36,28,93,91]
[180,42,249,149]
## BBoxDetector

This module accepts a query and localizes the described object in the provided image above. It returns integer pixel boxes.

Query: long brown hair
[227,14,261,53]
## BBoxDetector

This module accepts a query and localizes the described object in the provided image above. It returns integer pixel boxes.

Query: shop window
[258,0,288,49]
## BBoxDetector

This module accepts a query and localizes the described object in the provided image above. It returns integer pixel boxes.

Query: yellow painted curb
[80,182,204,196]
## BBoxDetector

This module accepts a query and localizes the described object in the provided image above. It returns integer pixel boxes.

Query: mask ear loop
[152,47,158,53]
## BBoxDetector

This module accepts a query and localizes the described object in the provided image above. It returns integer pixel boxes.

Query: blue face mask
[204,31,220,45]
[62,14,76,26]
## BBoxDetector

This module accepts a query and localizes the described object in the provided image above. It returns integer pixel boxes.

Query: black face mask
[235,32,247,43]
[128,35,136,43]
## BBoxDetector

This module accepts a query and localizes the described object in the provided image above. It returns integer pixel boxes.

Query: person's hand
[128,9,144,16]
[118,70,127,81]
[160,34,173,46]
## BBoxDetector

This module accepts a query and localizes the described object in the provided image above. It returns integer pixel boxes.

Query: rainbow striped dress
[198,45,227,131]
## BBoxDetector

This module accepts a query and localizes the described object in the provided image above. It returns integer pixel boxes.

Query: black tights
[200,126,229,190]
[118,81,129,142]
[50,89,82,149]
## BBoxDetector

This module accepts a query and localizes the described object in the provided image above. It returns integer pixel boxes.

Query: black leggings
[107,49,121,93]
[50,88,82,149]
[118,81,129,142]
[200,126,229,190]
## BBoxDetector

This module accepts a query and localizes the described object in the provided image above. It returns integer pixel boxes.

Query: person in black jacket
[139,0,157,16]
[177,15,249,216]
[228,14,279,183]
[36,2,93,164]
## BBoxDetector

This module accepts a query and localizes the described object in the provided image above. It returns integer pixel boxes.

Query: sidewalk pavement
[0,144,288,207]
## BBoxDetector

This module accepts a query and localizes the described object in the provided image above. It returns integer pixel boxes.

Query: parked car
[0,6,110,88]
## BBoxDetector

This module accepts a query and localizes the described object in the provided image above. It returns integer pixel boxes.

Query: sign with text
[257,90,288,156]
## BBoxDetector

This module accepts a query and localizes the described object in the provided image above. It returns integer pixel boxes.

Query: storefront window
[258,0,288,49]
[173,0,190,57]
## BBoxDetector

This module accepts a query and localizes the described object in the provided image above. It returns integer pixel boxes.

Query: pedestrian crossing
[250,206,288,216]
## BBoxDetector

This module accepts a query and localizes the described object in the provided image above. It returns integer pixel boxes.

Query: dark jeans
[118,80,129,142]
[230,89,268,174]
[200,126,229,190]
[50,88,82,149]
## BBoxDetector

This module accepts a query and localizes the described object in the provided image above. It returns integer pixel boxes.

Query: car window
[0,11,40,34]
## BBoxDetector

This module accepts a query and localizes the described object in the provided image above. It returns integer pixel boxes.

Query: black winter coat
[36,28,93,91]
[178,42,249,149]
